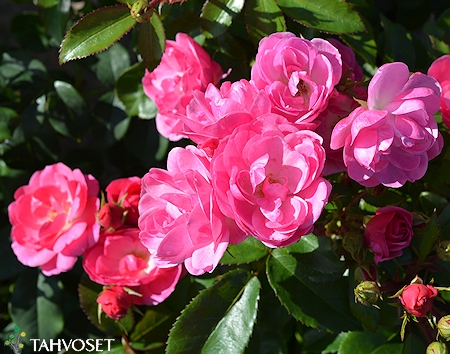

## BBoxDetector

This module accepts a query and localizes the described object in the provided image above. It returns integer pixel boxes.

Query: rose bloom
[97,176,141,229]
[181,79,271,154]
[142,33,223,141]
[83,227,183,304]
[97,286,132,320]
[211,113,331,248]
[331,62,443,187]
[139,145,245,275]
[400,283,438,317]
[8,163,100,276]
[364,206,413,264]
[250,32,342,127]
[427,55,450,129]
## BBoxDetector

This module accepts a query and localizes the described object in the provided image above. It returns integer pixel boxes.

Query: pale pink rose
[364,206,413,264]
[97,177,140,230]
[428,55,450,129]
[8,163,100,276]
[331,62,443,187]
[211,113,332,248]
[181,79,271,154]
[250,32,342,127]
[138,146,245,275]
[142,33,223,141]
[97,286,132,320]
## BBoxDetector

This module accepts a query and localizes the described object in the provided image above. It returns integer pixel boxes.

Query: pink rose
[139,145,245,275]
[97,286,132,320]
[8,163,100,276]
[400,283,438,317]
[211,114,331,248]
[364,206,413,264]
[142,33,223,141]
[427,55,450,129]
[104,177,141,228]
[250,32,342,126]
[181,79,271,154]
[331,62,443,187]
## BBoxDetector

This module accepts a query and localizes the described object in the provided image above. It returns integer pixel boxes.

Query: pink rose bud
[428,55,450,129]
[97,286,132,320]
[400,283,438,317]
[97,203,125,230]
[105,177,141,227]
[364,206,413,264]
[438,315,450,341]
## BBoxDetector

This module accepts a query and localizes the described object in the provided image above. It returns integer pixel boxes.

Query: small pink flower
[364,206,413,264]
[400,283,438,317]
[211,114,331,248]
[138,146,245,275]
[251,32,342,127]
[8,163,100,276]
[331,62,443,187]
[97,286,132,320]
[181,79,271,154]
[428,55,450,129]
[142,33,223,141]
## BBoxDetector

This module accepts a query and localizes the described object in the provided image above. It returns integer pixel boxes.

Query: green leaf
[59,5,136,64]
[220,237,269,265]
[245,0,286,46]
[402,332,428,354]
[416,212,440,262]
[201,0,246,38]
[337,331,387,354]
[9,269,64,342]
[37,0,71,44]
[78,274,134,336]
[115,61,157,119]
[267,248,360,333]
[54,80,88,117]
[275,0,365,34]
[166,269,260,354]
[93,42,131,86]
[138,11,166,71]
[284,233,319,254]
[342,30,377,66]
[370,343,403,354]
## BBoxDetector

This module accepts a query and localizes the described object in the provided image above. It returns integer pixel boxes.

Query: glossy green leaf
[54,80,88,117]
[138,11,166,71]
[275,0,365,34]
[220,237,269,264]
[267,248,360,333]
[370,343,403,354]
[115,61,157,119]
[201,0,245,38]
[93,42,131,86]
[9,269,64,342]
[78,274,134,336]
[59,5,136,64]
[338,331,387,354]
[166,269,260,354]
[245,0,286,46]
[341,28,377,67]
[416,211,440,262]
[284,233,319,254]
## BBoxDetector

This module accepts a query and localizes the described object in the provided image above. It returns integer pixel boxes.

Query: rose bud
[97,203,125,230]
[437,241,450,262]
[400,283,438,317]
[354,281,381,307]
[97,286,132,320]
[438,315,450,341]
[426,341,448,354]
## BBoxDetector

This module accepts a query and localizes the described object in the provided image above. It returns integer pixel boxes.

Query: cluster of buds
[4,326,26,354]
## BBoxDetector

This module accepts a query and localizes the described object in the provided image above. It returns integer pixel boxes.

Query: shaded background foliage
[1,0,450,352]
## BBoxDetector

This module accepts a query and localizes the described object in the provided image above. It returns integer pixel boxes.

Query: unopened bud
[437,241,450,262]
[342,231,365,262]
[427,341,448,354]
[354,281,381,306]
[438,315,450,341]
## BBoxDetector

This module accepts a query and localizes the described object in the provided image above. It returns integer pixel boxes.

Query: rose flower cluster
[7,31,450,322]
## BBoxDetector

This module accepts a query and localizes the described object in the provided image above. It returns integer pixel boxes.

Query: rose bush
[400,283,438,317]
[331,62,443,187]
[364,206,414,264]
[139,145,245,275]
[8,163,100,276]
[428,55,450,129]
[142,32,223,141]
[211,114,331,247]
[250,32,342,127]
